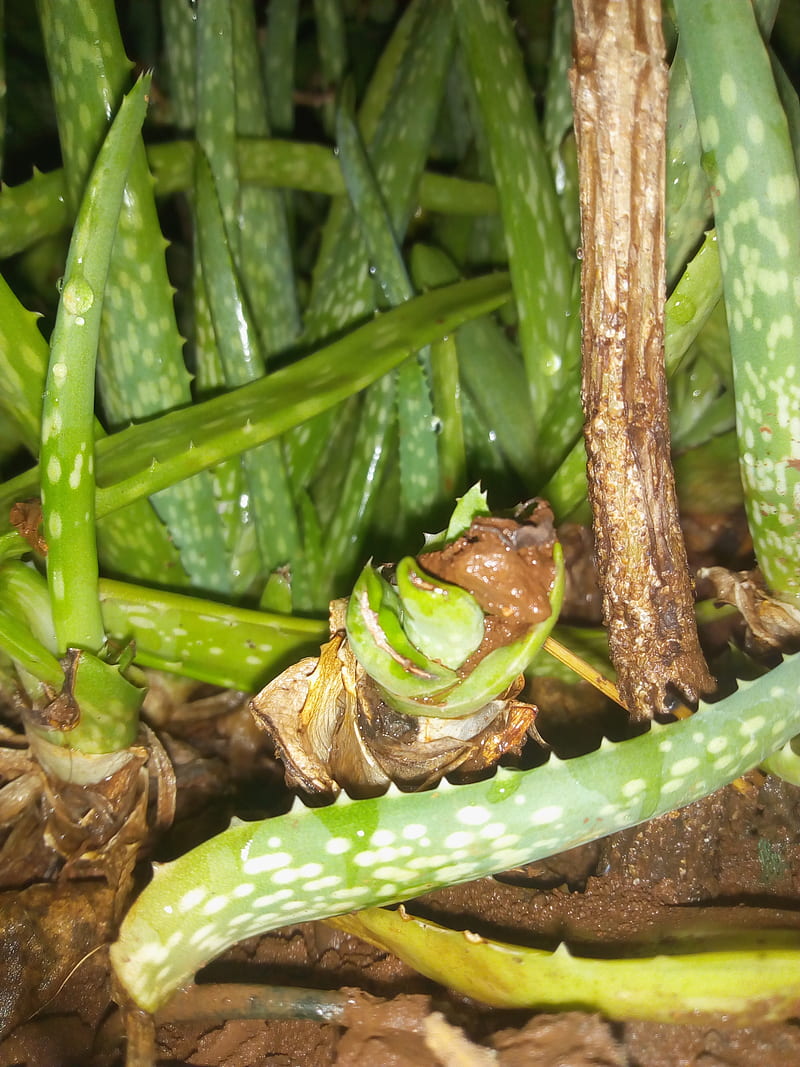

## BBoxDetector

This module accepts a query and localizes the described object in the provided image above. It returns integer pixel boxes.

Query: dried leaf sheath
[570,0,713,717]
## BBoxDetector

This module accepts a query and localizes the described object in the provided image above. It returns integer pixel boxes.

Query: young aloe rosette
[345,487,565,718]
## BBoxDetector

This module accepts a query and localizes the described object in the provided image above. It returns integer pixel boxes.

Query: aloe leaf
[345,564,459,697]
[0,266,188,583]
[0,272,51,454]
[333,907,800,1025]
[410,243,534,487]
[761,737,800,787]
[0,561,57,655]
[195,1,238,238]
[666,0,779,285]
[421,555,562,718]
[166,7,247,591]
[99,580,326,692]
[394,557,485,670]
[0,274,513,524]
[109,651,800,1012]
[0,609,63,691]
[293,2,454,528]
[452,0,576,466]
[0,142,498,261]
[542,0,580,248]
[40,76,150,654]
[335,80,413,308]
[377,545,565,720]
[193,150,300,582]
[37,0,231,593]
[202,0,303,587]
[313,0,346,137]
[335,79,440,521]
[230,0,300,357]
[437,484,491,546]
[262,0,299,135]
[305,2,451,341]
[346,490,564,720]
[429,328,466,499]
[675,0,800,604]
[670,301,735,452]
[160,0,195,131]
[301,0,423,305]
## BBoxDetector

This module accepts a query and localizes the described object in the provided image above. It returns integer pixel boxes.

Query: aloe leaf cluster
[0,0,797,1022]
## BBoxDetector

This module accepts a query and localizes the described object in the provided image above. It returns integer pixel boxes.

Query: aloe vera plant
[0,0,798,1036]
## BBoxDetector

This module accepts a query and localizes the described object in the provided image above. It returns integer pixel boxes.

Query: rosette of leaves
[251,488,564,797]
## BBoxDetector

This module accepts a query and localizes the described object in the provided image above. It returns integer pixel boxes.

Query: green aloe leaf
[37,0,228,592]
[394,557,485,671]
[376,544,565,719]
[346,563,459,697]
[99,580,326,692]
[40,75,151,654]
[0,274,513,530]
[262,0,299,135]
[0,141,498,262]
[333,907,800,1025]
[346,485,565,720]
[675,0,800,604]
[0,608,63,691]
[335,78,440,522]
[452,0,576,470]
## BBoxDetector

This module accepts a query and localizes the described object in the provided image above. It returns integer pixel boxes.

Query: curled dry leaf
[699,566,800,653]
[250,600,539,799]
[8,500,47,556]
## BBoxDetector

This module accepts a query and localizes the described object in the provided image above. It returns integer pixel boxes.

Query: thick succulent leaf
[262,0,299,134]
[423,483,490,552]
[0,274,513,526]
[332,907,800,1024]
[99,579,326,692]
[452,0,576,463]
[395,556,485,671]
[346,564,459,697]
[378,544,565,719]
[40,76,151,654]
[675,0,800,603]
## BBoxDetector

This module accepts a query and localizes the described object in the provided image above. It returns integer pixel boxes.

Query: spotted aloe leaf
[335,77,440,522]
[0,141,498,263]
[303,1,455,597]
[40,75,152,656]
[665,0,779,285]
[262,0,299,135]
[346,564,459,699]
[37,0,229,592]
[0,273,513,532]
[394,557,485,670]
[674,0,800,605]
[452,0,576,470]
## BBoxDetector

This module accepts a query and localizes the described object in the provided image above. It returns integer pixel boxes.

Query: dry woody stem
[570,0,713,717]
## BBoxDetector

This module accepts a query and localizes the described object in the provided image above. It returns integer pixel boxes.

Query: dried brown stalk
[570,0,713,718]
